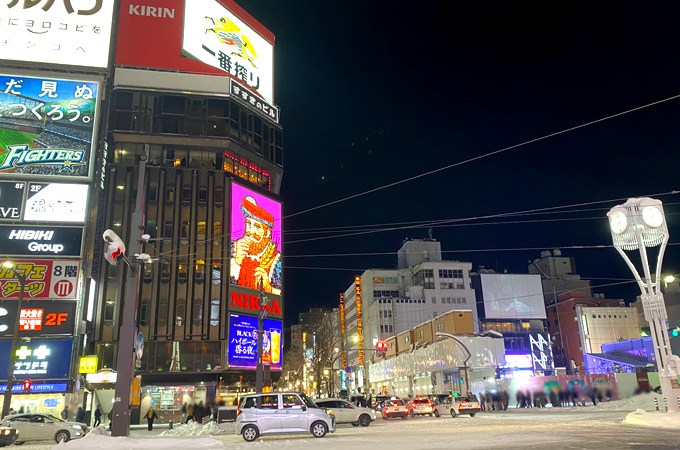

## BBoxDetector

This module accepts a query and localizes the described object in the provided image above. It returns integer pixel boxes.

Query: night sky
[236,1,680,327]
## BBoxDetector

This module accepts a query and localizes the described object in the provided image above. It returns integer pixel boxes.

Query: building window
[104,300,115,322]
[431,297,436,304]
[176,299,185,326]
[418,330,423,339]
[437,323,443,331]
[404,335,409,343]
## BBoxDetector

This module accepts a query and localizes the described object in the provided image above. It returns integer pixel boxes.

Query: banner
[0,260,80,300]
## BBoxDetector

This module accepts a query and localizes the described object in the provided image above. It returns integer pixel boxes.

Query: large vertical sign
[183,0,274,104]
[530,333,555,372]
[229,183,282,295]
[356,276,363,366]
[0,1,115,68]
[340,293,346,369]
[0,74,99,180]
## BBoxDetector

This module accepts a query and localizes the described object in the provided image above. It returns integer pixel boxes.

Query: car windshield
[459,396,477,402]
[48,415,64,422]
[392,400,405,406]
[413,399,430,404]
[298,393,317,408]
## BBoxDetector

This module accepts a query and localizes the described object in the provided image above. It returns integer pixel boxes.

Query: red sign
[116,0,274,75]
[0,260,80,300]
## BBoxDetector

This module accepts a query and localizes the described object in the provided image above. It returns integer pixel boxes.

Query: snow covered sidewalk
[49,426,227,449]
[159,420,235,436]
[623,409,680,428]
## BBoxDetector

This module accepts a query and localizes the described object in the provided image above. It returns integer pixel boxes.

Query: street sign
[345,366,351,373]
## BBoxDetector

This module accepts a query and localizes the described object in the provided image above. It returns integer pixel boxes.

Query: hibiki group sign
[0,74,99,179]
[228,313,282,370]
[0,260,80,300]
[0,0,115,68]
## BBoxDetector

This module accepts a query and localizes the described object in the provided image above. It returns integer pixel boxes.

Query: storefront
[139,382,215,424]
[0,382,69,416]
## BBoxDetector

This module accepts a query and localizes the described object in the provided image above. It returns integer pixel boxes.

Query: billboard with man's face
[0,74,99,180]
[230,183,282,296]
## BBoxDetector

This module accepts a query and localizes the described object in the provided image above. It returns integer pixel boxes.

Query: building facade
[528,249,592,305]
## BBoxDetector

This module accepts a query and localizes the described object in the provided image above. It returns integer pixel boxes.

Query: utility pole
[1,264,26,418]
[110,152,147,436]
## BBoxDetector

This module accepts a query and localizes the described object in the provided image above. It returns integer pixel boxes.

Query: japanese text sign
[0,73,99,180]
[0,0,115,69]
[78,356,98,374]
[0,259,80,299]
[228,313,282,370]
[0,300,76,336]
[0,339,73,380]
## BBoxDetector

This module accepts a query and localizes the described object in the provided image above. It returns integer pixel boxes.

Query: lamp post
[1,261,27,418]
[435,332,472,395]
[607,197,680,412]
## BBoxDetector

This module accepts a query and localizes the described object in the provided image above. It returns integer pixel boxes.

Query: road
[14,407,680,449]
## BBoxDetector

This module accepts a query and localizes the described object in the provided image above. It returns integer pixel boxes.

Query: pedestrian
[196,401,205,424]
[186,402,194,423]
[76,407,85,423]
[93,405,102,427]
[61,406,69,420]
[18,407,24,414]
[107,410,112,430]
[146,407,158,431]
[8,408,15,415]
[181,403,187,424]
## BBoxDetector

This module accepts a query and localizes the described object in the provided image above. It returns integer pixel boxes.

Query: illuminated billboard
[230,183,281,296]
[480,274,546,320]
[227,313,282,370]
[183,0,274,104]
[24,183,89,223]
[0,74,99,180]
[0,181,25,220]
[0,259,81,300]
[0,339,73,380]
[0,226,83,258]
[0,1,115,69]
[0,301,76,336]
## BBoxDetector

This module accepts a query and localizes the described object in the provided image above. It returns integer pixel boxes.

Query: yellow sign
[79,356,98,374]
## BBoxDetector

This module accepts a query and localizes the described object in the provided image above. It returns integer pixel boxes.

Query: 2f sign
[530,334,549,370]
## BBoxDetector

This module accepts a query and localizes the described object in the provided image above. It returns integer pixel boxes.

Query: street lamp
[1,261,27,418]
[607,197,680,412]
[435,332,472,395]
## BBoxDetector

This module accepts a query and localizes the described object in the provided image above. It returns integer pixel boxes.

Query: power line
[284,94,680,219]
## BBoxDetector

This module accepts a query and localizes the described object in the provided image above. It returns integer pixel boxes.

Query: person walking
[146,407,158,431]
[75,407,85,423]
[196,402,205,424]
[93,406,102,427]
[186,402,194,423]
[61,406,69,420]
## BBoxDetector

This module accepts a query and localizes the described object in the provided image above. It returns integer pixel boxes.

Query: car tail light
[428,402,433,407]
[384,409,389,414]
[411,402,416,408]
[393,402,398,407]
[404,408,409,412]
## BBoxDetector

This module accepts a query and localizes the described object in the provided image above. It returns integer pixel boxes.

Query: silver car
[236,392,335,442]
[0,413,88,444]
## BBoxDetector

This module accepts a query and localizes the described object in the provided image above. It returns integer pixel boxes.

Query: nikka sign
[229,289,282,319]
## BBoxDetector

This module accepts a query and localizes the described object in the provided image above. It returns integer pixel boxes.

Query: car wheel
[13,442,24,446]
[359,414,371,427]
[451,409,458,418]
[311,421,328,438]
[434,410,441,418]
[381,413,387,420]
[351,422,359,426]
[55,430,70,443]
[429,413,433,417]
[401,415,407,420]
[241,425,259,442]
[470,413,476,417]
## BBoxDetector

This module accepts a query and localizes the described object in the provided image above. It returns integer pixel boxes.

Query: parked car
[372,395,397,411]
[381,399,410,419]
[0,413,87,444]
[409,397,435,417]
[434,395,481,418]
[235,392,336,442]
[0,426,18,447]
[315,398,375,426]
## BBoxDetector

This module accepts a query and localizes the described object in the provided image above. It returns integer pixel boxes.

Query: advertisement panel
[0,181,25,220]
[0,260,80,300]
[0,339,73,380]
[0,0,115,68]
[480,273,547,320]
[227,313,282,370]
[183,0,274,104]
[24,183,89,223]
[230,183,282,296]
[0,73,99,180]
[0,301,76,336]
[116,0,275,101]
[0,226,83,257]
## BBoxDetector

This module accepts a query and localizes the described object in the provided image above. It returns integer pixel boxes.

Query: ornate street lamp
[607,197,680,412]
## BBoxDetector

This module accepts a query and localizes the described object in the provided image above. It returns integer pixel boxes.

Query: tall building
[528,250,592,305]
[87,0,284,423]
[0,0,117,418]
[341,238,477,391]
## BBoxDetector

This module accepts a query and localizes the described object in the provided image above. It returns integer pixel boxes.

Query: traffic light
[375,340,388,357]
[103,229,126,266]
[672,327,680,337]
[23,379,31,393]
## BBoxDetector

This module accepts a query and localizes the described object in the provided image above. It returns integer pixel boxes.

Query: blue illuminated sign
[0,382,67,393]
[0,339,73,380]
[228,314,282,370]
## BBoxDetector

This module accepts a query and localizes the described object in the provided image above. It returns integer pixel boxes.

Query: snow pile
[592,392,664,412]
[159,420,234,437]
[50,434,226,449]
[623,409,680,428]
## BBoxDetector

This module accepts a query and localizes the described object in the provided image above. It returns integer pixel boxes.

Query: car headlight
[72,425,82,430]
[327,410,334,416]
[2,429,9,435]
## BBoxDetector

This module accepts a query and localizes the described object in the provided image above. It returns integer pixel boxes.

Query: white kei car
[315,398,376,426]
[236,392,336,442]
[0,413,88,444]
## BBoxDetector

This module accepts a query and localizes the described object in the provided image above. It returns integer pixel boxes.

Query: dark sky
[237,1,680,327]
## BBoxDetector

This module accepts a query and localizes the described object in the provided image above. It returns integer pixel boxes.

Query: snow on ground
[47,426,227,449]
[159,420,234,436]
[623,408,680,428]
[592,392,664,412]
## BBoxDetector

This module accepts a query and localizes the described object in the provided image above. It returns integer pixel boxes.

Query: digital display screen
[227,313,282,370]
[183,0,274,104]
[503,353,533,369]
[230,183,282,296]
[0,74,99,179]
[481,274,546,320]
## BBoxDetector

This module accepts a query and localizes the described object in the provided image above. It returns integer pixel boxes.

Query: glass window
[215,186,224,207]
[282,394,303,409]
[104,300,114,322]
[259,395,279,409]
